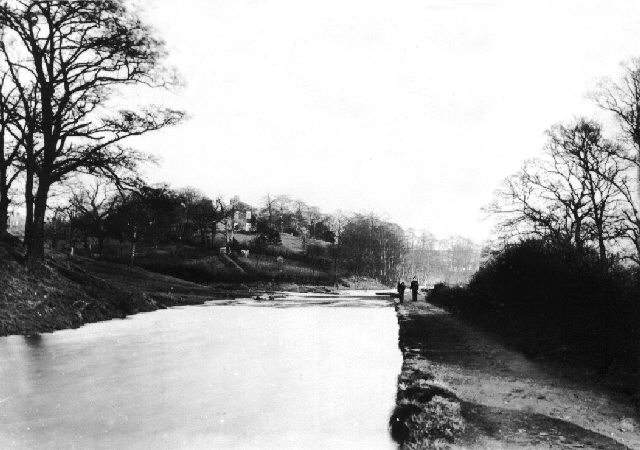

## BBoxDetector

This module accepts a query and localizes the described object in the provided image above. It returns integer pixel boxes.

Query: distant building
[233,209,256,233]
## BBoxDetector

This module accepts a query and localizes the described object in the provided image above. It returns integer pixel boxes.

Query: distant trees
[400,232,480,285]
[339,214,405,283]
[256,217,281,245]
[68,181,118,255]
[51,182,228,263]
[261,194,276,227]
[106,185,183,265]
[273,195,293,232]
[45,179,479,283]
[177,188,223,247]
[0,0,184,266]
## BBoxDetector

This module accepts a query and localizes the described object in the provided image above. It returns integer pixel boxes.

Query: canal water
[0,293,401,449]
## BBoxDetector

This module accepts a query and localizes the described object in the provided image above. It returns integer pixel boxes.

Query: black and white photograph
[1,0,640,448]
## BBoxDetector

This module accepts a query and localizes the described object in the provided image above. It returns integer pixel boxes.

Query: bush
[406,396,465,444]
[229,237,243,252]
[429,239,640,369]
[256,219,281,245]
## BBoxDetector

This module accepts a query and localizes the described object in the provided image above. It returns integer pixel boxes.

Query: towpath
[397,303,640,449]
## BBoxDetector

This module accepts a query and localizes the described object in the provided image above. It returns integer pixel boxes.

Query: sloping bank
[0,251,227,337]
[390,303,637,449]
[0,240,352,337]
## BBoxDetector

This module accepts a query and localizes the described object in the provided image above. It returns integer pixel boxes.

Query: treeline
[39,179,481,285]
[0,1,183,267]
[431,58,640,384]
[338,218,480,285]
[43,182,339,265]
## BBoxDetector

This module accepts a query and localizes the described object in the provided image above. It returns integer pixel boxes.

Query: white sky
[125,0,640,242]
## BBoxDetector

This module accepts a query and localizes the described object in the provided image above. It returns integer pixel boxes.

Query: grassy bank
[390,304,467,449]
[97,239,336,285]
[0,239,242,336]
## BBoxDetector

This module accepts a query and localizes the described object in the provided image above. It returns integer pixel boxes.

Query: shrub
[429,239,640,369]
[406,396,465,443]
[256,219,281,245]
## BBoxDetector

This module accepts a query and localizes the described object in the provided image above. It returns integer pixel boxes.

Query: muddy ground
[393,302,640,449]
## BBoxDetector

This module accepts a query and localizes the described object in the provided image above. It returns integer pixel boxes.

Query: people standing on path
[397,279,406,303]
[410,277,419,302]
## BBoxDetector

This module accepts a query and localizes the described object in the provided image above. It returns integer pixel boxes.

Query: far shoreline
[0,241,388,338]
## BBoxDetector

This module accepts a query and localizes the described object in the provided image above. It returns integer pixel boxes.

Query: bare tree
[190,198,218,247]
[613,173,640,263]
[547,120,626,260]
[489,119,629,262]
[273,194,291,232]
[0,72,21,235]
[68,180,118,255]
[307,206,321,239]
[217,196,240,252]
[0,0,184,266]
[592,58,640,202]
[293,199,308,237]
[0,43,40,243]
[488,158,591,248]
[262,194,275,226]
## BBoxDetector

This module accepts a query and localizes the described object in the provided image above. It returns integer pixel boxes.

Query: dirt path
[396,303,640,449]
[218,253,247,274]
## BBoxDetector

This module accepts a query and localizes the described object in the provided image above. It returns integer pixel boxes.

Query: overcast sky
[126,0,640,242]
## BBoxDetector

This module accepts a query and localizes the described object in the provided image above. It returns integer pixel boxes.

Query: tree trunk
[24,169,34,246]
[574,218,583,251]
[636,163,640,209]
[597,226,607,262]
[0,195,8,237]
[0,166,8,236]
[25,178,51,267]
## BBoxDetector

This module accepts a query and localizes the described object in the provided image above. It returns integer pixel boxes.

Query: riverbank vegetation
[430,241,639,374]
[429,59,640,402]
[1,232,366,337]
[392,306,466,448]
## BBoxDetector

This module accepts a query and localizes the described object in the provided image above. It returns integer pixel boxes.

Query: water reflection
[23,334,43,347]
[0,292,401,449]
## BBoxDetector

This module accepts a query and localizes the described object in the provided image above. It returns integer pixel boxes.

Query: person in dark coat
[410,277,419,302]
[397,280,406,303]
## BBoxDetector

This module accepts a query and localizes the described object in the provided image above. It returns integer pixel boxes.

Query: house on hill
[231,201,257,233]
